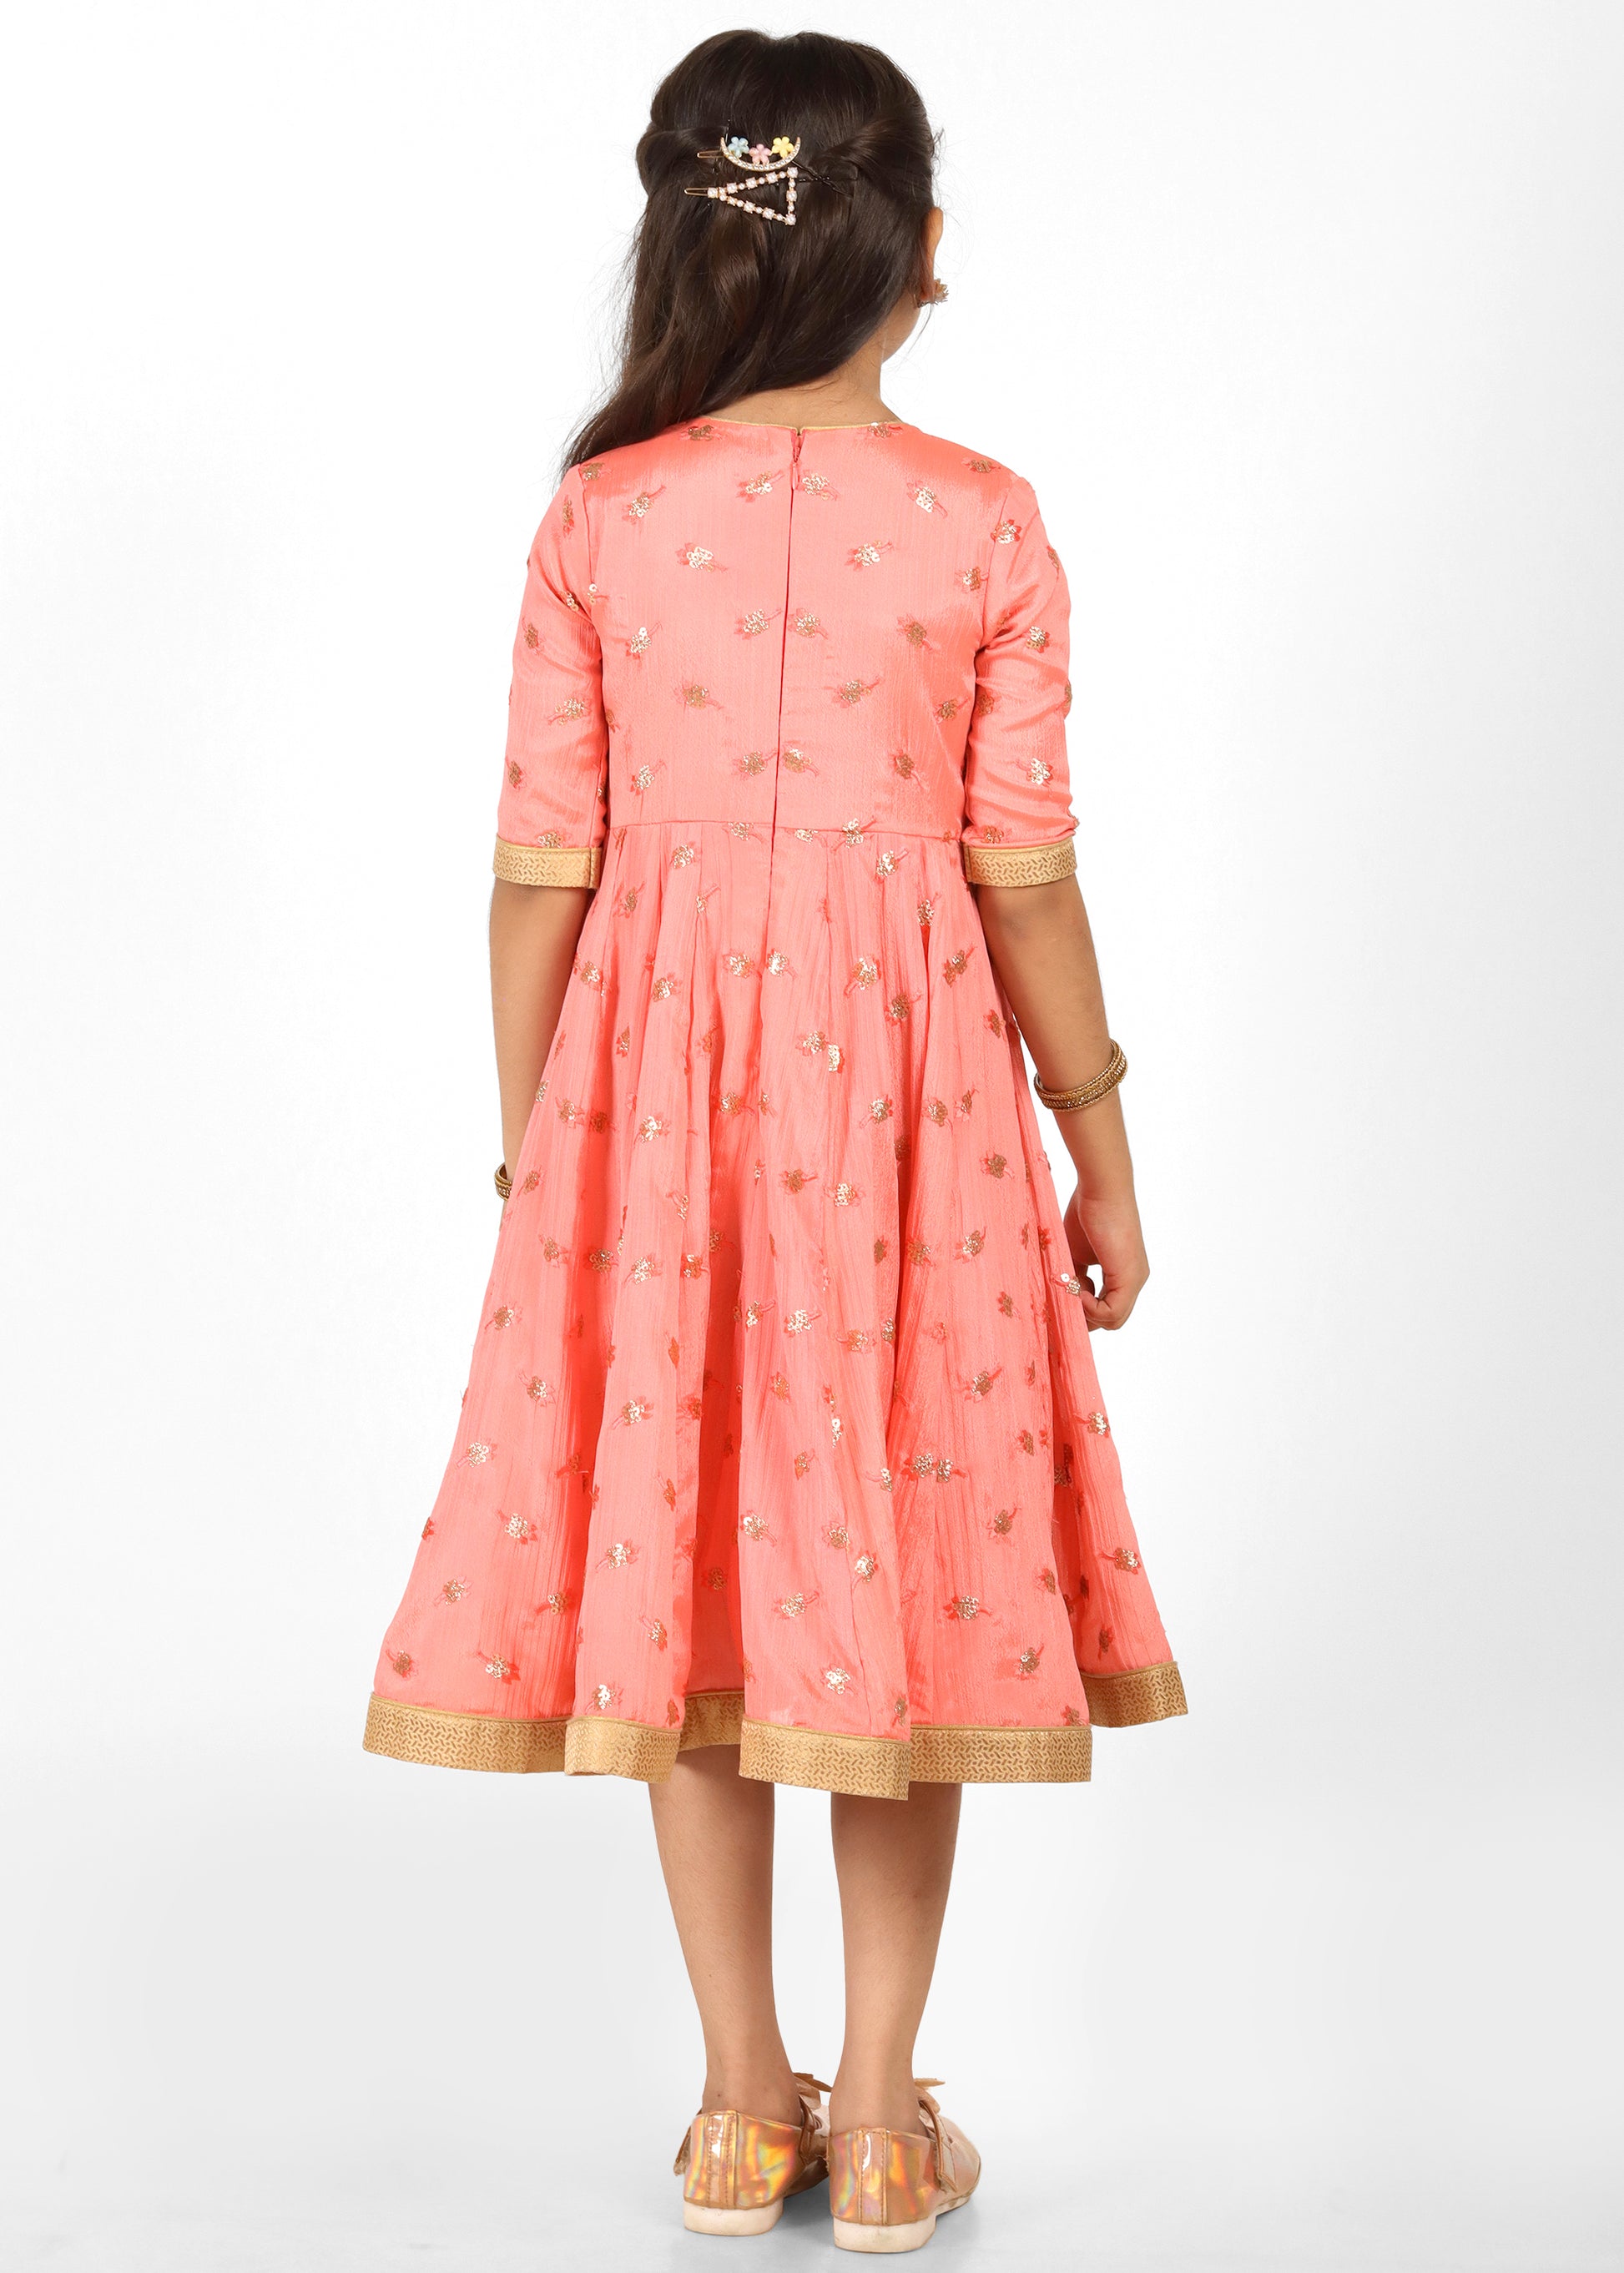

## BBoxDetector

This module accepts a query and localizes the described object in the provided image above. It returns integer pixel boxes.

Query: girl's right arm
[488,466,609,1193]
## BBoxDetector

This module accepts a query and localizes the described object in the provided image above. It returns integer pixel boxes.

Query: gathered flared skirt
[364,819,1184,1797]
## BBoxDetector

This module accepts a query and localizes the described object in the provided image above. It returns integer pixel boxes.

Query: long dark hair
[565,31,937,466]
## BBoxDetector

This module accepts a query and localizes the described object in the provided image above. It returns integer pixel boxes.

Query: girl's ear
[915,206,945,302]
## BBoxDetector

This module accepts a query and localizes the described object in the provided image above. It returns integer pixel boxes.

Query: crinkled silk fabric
[371,419,1174,1765]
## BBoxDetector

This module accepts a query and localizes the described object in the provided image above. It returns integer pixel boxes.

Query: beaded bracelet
[1033,1041,1127,1114]
[494,1162,513,1201]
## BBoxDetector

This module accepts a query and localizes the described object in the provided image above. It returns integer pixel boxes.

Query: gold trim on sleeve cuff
[492,839,602,888]
[961,837,1077,887]
[1082,1661,1188,1726]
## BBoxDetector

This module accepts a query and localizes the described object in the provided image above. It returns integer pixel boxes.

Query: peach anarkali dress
[364,417,1185,1798]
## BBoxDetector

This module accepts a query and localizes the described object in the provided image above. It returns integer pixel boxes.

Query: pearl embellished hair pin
[685,134,804,227]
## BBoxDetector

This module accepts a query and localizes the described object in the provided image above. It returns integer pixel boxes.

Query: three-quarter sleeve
[960,476,1079,887]
[492,466,608,887]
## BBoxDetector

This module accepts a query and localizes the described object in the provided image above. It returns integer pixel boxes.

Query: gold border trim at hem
[740,1721,912,1800]
[493,839,602,889]
[564,1713,679,1782]
[909,1721,1092,1783]
[962,837,1077,888]
[679,1689,744,1750]
[1082,1661,1188,1727]
[363,1694,567,1773]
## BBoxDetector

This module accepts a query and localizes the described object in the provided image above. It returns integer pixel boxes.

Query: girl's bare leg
[648,1745,804,2122]
[828,1782,963,2134]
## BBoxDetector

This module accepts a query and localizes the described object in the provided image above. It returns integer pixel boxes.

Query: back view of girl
[365,28,1184,2253]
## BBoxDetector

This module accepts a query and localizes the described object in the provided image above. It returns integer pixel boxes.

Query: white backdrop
[3,5,1621,2269]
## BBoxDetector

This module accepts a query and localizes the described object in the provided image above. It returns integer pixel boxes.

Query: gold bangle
[494,1162,513,1200]
[1034,1042,1127,1114]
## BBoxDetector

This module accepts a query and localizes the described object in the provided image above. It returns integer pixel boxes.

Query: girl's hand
[1064,1186,1149,1331]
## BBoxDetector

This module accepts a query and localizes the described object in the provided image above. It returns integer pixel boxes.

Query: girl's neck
[713,341,897,431]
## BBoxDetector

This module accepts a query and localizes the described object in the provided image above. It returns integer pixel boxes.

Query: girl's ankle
[827,2074,925,2136]
[701,2063,805,2124]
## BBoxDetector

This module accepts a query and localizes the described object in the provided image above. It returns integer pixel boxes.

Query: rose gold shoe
[673,2071,831,2235]
[828,2080,981,2254]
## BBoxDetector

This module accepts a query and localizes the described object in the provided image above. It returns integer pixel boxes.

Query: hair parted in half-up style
[564,29,938,467]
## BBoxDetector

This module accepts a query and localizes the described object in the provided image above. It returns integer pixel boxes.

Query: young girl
[365,28,1184,2253]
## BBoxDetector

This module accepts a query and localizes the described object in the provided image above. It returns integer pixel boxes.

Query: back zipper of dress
[763,427,804,864]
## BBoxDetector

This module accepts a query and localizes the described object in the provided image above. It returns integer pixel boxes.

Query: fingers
[1079,1268,1147,1331]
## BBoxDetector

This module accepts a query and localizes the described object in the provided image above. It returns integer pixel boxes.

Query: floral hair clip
[685,134,804,226]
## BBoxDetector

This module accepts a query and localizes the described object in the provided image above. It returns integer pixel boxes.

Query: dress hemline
[363,1665,1185,1795]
